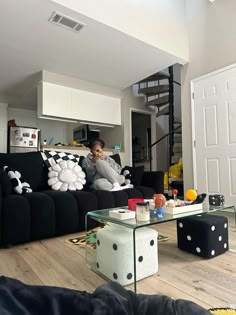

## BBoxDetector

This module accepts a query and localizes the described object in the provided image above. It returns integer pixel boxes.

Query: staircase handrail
[149,123,181,171]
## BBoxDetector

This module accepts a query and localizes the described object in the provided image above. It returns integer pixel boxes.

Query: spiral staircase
[136,65,183,195]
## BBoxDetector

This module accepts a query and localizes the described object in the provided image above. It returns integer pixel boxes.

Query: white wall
[117,86,157,168]
[8,108,70,145]
[182,0,236,190]
[52,0,188,63]
[0,103,8,153]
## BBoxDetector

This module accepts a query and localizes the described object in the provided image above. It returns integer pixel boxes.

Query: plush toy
[122,169,132,186]
[4,166,32,195]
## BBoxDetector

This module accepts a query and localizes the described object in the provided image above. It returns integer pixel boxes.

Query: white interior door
[192,65,236,204]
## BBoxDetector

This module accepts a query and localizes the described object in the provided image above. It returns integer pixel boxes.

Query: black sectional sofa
[0,151,164,246]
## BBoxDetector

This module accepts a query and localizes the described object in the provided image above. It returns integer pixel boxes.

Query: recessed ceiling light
[209,0,216,2]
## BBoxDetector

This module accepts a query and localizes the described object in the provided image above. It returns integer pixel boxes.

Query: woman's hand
[92,153,104,163]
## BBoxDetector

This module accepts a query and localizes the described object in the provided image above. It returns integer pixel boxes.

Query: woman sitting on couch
[82,139,133,191]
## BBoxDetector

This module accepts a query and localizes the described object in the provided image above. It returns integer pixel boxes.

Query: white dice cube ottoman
[96,224,158,285]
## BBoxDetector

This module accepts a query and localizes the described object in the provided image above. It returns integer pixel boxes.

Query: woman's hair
[89,139,105,149]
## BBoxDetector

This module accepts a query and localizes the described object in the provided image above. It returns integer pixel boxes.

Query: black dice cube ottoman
[177,214,228,258]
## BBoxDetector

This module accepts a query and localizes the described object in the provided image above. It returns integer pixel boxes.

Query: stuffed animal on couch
[4,166,32,195]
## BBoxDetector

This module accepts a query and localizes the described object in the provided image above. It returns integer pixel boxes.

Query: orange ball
[185,189,197,201]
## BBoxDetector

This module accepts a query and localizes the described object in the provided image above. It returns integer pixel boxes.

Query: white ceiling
[0,0,182,109]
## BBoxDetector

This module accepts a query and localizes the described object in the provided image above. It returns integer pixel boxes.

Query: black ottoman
[177,214,228,258]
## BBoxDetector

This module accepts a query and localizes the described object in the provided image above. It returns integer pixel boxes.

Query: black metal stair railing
[148,123,181,171]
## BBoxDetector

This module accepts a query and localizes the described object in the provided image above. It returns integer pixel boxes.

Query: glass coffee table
[85,204,236,292]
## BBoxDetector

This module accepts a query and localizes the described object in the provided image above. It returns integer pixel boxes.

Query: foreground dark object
[0,276,210,315]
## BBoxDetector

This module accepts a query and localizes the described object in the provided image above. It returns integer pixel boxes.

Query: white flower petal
[77,178,86,185]
[69,182,76,190]
[67,160,75,169]
[48,170,58,178]
[48,177,58,185]
[75,182,83,190]
[52,181,62,190]
[52,164,61,172]
[60,183,69,191]
[74,165,82,174]
[60,160,67,169]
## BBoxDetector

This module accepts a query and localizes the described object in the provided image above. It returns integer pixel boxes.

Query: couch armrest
[0,169,12,197]
[141,171,164,194]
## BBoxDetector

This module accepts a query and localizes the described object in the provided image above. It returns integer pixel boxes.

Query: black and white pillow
[41,150,80,170]
[4,166,32,195]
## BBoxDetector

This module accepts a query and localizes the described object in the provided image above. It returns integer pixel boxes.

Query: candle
[136,202,150,221]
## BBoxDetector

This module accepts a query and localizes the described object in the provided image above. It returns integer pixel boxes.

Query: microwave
[73,125,99,144]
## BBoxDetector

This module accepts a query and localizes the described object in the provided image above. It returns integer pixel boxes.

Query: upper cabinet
[37,81,121,125]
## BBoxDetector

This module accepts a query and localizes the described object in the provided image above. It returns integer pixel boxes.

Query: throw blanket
[0,276,210,314]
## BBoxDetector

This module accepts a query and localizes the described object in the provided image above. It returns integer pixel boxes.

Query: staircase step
[145,95,169,107]
[139,85,169,96]
[156,105,169,118]
[138,72,169,84]
[171,154,182,164]
[174,134,182,143]
[173,143,182,153]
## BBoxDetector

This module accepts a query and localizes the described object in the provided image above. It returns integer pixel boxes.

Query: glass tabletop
[87,204,235,229]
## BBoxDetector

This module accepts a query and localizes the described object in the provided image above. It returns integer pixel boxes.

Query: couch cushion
[109,154,121,166]
[122,166,144,186]
[0,152,48,191]
[41,150,80,169]
[47,160,86,191]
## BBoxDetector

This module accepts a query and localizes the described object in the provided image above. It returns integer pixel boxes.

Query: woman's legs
[95,160,125,185]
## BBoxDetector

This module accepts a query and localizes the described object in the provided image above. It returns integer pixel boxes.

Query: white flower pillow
[48,160,86,191]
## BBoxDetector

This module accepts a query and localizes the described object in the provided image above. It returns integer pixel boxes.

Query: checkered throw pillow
[41,150,80,170]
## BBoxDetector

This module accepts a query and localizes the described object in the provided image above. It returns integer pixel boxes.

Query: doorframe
[191,63,236,190]
[129,108,156,170]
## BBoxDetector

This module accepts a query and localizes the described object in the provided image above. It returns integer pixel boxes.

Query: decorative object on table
[209,194,225,206]
[152,194,166,217]
[163,203,203,215]
[109,209,135,220]
[172,189,178,205]
[43,139,47,145]
[185,189,198,202]
[128,198,144,211]
[136,202,150,221]
[209,308,236,314]
[177,214,228,258]
[192,193,207,204]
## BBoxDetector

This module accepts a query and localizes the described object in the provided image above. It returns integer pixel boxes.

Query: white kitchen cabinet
[38,82,71,119]
[37,81,121,125]
[71,88,121,125]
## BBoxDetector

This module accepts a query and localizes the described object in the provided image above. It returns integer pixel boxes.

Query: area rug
[65,227,99,250]
[65,228,168,249]
[209,308,236,314]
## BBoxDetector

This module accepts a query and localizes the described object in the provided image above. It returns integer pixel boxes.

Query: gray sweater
[82,153,122,184]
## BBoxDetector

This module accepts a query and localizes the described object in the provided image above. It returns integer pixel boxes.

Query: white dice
[96,224,158,286]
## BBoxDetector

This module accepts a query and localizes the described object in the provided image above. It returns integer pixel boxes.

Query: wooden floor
[0,211,235,310]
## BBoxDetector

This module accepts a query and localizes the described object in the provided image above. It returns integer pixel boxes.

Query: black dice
[177,214,228,258]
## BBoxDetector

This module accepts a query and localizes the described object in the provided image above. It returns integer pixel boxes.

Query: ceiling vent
[49,12,86,33]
